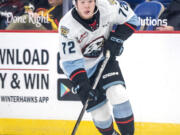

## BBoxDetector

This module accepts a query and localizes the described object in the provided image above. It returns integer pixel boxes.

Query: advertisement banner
[0,32,81,120]
[0,32,180,123]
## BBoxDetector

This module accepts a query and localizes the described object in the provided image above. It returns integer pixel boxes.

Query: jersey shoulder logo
[60,26,69,37]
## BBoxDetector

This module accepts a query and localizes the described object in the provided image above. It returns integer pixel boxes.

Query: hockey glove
[72,81,98,104]
[103,32,124,59]
[70,68,98,104]
[103,23,137,58]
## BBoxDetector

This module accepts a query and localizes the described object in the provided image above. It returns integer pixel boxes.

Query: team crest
[60,26,69,37]
[82,36,104,58]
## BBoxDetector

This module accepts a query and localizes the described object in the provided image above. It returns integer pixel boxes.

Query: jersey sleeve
[58,25,85,78]
[115,0,135,24]
[101,0,137,25]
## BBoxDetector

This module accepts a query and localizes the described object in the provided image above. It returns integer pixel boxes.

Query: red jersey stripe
[70,70,86,80]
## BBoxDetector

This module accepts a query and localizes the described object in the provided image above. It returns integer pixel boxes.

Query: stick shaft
[71,50,110,135]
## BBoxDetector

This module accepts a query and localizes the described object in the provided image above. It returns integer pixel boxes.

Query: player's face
[76,0,96,20]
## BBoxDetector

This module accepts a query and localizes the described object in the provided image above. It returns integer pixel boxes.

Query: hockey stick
[71,50,110,135]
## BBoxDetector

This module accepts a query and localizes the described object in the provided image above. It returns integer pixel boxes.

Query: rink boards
[0,31,180,135]
[0,119,180,135]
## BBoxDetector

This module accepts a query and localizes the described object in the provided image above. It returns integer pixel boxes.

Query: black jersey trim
[71,7,100,32]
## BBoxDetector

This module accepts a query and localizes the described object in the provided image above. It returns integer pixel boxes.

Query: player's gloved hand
[70,68,99,105]
[103,32,124,58]
[72,82,98,104]
[87,89,98,102]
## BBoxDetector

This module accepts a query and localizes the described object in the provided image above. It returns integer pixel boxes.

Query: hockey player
[58,0,139,134]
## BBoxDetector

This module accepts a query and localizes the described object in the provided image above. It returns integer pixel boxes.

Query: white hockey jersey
[58,0,139,78]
